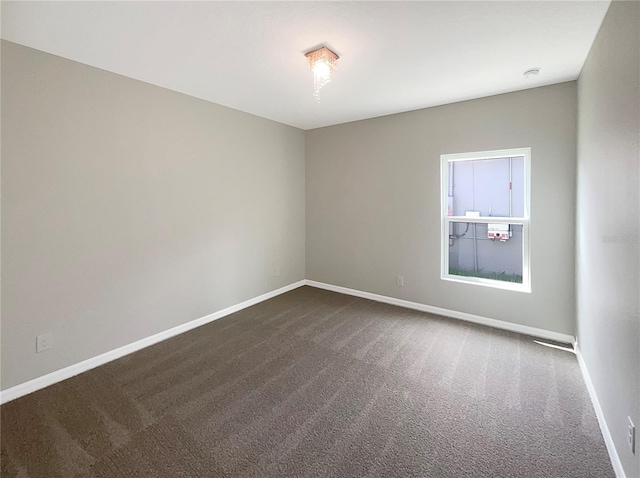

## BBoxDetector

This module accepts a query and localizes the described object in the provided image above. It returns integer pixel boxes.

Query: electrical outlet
[36,332,53,353]
[629,417,636,454]
[274,267,281,277]
[396,275,404,287]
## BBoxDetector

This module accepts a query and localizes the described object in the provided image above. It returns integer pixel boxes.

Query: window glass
[448,156,524,218]
[448,222,523,284]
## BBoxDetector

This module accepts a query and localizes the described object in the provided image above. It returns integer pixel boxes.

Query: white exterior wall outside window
[441,148,531,292]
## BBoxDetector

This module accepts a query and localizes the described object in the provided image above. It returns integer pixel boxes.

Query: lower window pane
[448,222,523,283]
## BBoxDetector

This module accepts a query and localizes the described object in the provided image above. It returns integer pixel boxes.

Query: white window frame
[440,147,531,293]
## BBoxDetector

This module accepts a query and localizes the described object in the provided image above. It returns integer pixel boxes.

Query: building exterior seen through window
[440,148,531,292]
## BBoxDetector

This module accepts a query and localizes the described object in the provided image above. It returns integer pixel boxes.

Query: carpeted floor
[1,286,614,477]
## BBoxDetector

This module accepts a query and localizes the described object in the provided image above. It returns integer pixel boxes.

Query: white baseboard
[0,278,576,405]
[0,280,306,405]
[304,280,575,344]
[4,277,619,475]
[575,344,625,478]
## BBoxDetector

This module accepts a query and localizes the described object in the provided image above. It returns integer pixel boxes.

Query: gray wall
[306,82,577,335]
[576,1,640,476]
[1,41,306,390]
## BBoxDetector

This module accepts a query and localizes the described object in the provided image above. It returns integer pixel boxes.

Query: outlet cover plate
[36,332,53,353]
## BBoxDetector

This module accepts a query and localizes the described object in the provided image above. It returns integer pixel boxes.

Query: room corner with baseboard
[0,39,307,392]
[1,1,639,477]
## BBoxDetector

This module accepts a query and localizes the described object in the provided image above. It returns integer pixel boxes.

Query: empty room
[1,1,639,477]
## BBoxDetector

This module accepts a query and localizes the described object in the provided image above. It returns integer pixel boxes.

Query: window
[440,148,530,292]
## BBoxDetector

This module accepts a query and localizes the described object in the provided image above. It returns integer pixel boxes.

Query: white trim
[3,277,621,476]
[575,344,626,478]
[441,274,529,293]
[441,147,533,163]
[0,280,306,405]
[445,216,526,224]
[0,278,576,405]
[304,280,573,344]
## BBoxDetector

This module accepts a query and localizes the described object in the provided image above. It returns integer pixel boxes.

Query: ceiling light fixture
[305,46,339,102]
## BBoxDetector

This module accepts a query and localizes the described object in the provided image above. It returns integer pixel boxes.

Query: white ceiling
[2,1,610,130]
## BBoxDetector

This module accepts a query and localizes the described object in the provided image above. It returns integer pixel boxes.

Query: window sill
[441,274,531,293]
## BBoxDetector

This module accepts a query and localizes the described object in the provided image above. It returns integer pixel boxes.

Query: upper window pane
[446,156,525,218]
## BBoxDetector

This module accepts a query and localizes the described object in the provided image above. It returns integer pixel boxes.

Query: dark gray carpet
[1,286,614,477]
